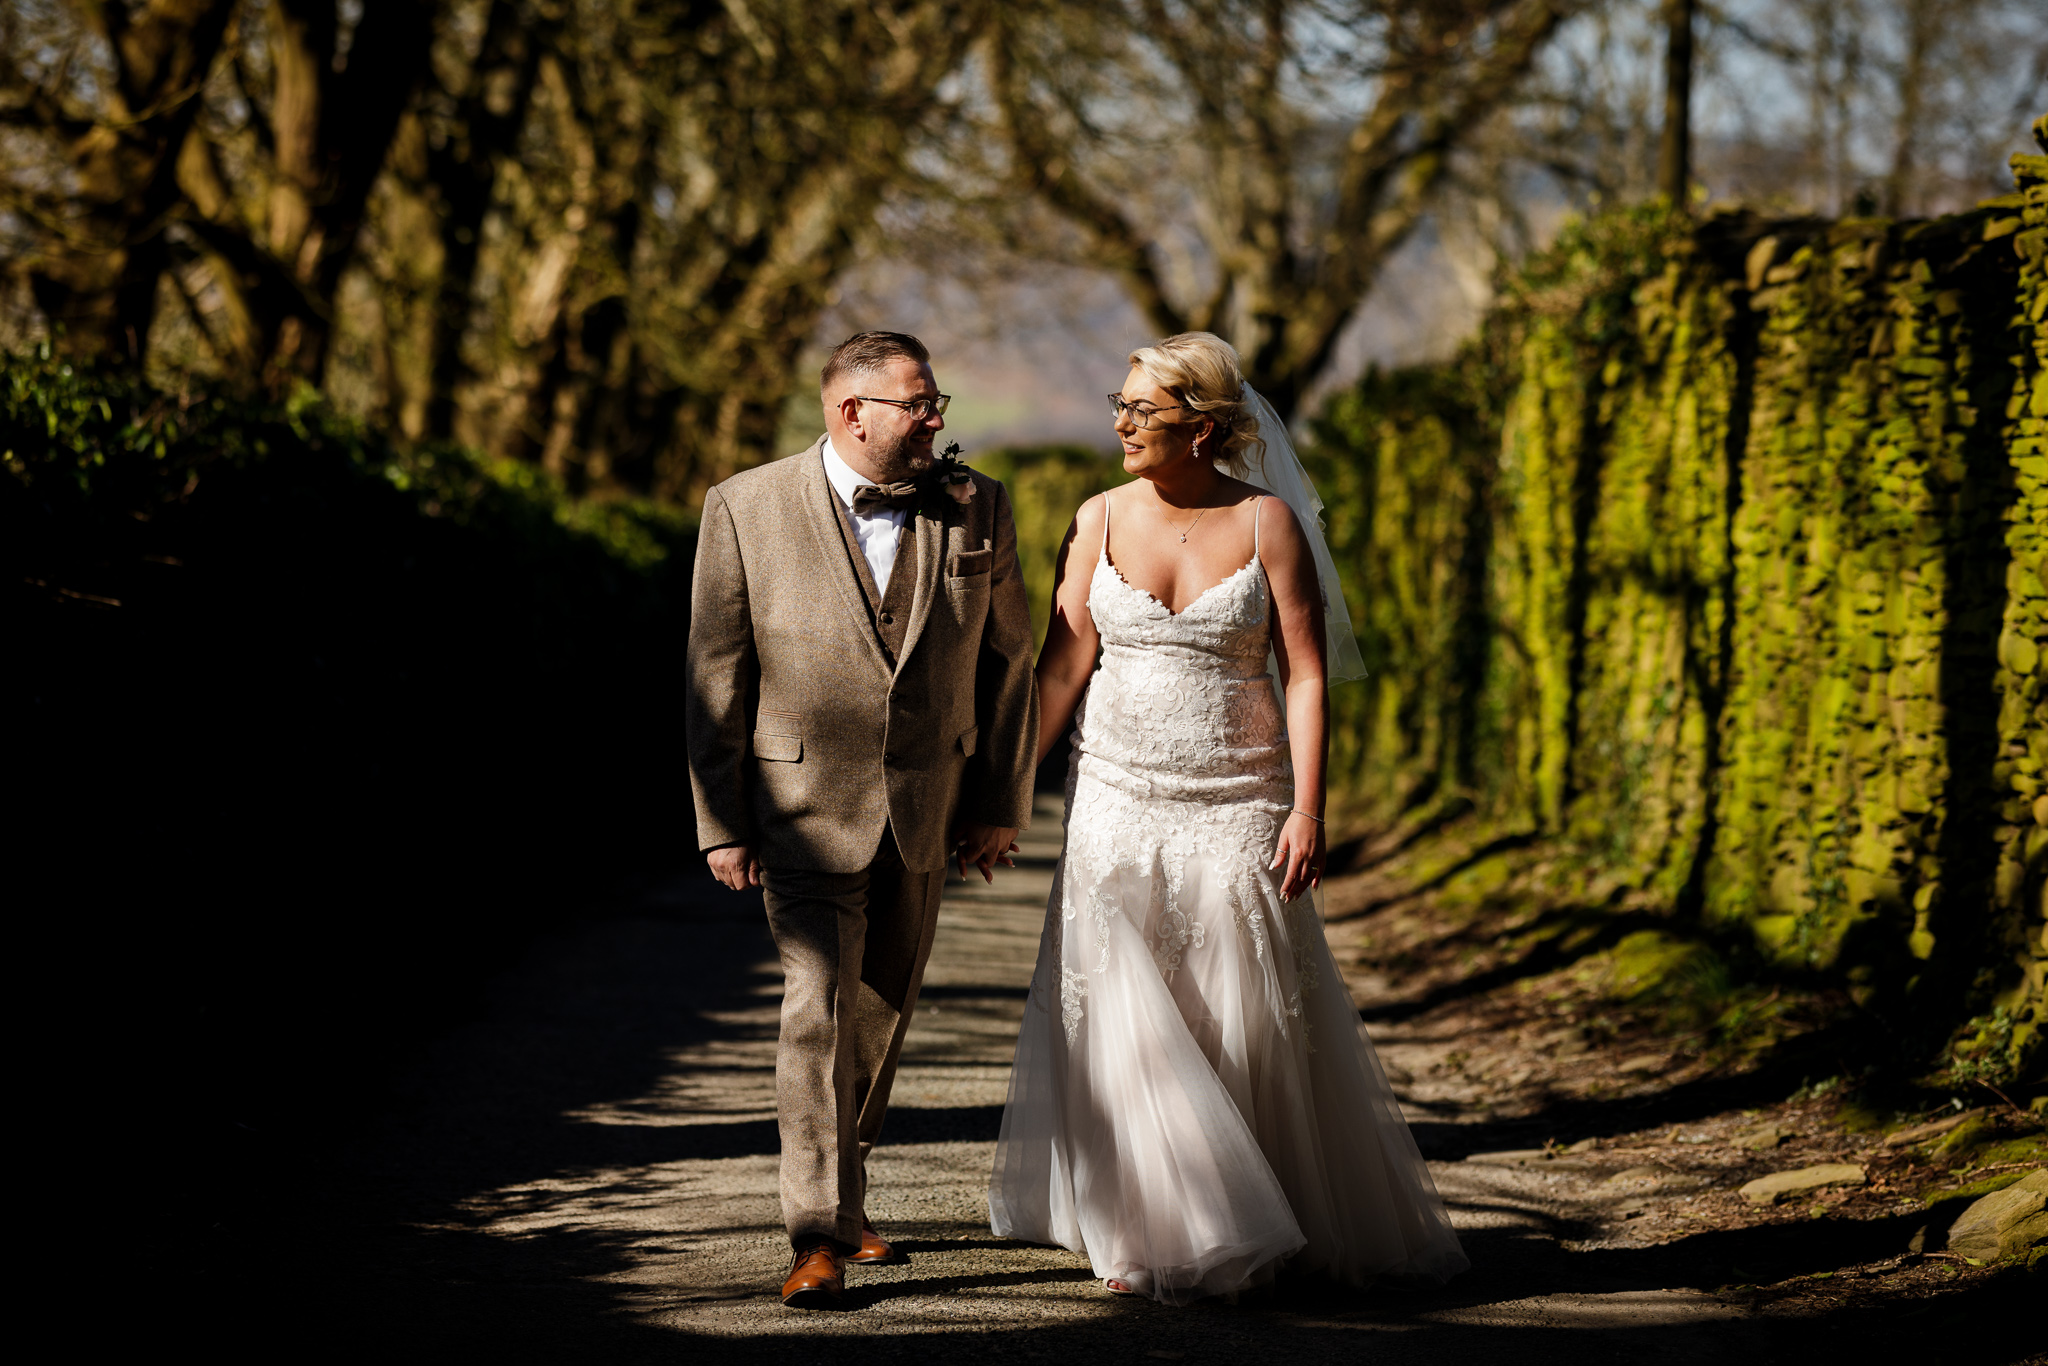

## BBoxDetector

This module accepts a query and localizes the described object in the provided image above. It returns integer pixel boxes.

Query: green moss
[1605,929,1708,1002]
[1985,117,2048,1083]
[1309,121,2048,1072]
[1306,367,1496,821]
[1932,1115,2000,1163]
[1922,1168,2032,1212]
[1434,856,1517,916]
[1835,1100,1891,1133]
[1971,1133,2048,1168]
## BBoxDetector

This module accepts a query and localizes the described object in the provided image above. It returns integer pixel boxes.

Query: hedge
[4,348,695,1269]
[1308,121,2048,1084]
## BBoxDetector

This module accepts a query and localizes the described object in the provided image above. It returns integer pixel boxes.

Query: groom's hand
[707,843,762,890]
[952,822,1018,884]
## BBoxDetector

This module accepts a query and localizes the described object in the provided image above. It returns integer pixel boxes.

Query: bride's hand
[953,821,1019,884]
[1270,811,1325,902]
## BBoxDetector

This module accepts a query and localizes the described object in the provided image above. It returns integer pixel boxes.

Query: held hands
[711,827,1018,889]
[707,843,762,890]
[953,820,1019,884]
[1269,811,1326,902]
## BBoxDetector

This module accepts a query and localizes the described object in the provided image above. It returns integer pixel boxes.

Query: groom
[686,331,1039,1307]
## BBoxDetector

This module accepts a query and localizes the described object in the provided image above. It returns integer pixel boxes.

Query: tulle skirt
[989,772,1468,1304]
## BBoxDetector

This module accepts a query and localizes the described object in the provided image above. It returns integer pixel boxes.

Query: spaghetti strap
[1099,491,1112,564]
[1252,495,1262,558]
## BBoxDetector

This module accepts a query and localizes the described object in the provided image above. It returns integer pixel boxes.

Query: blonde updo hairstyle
[1126,331,1266,478]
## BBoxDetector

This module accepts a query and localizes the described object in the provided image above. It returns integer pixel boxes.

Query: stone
[1883,1107,1986,1147]
[1745,235,1781,292]
[1609,1165,1669,1184]
[1739,1164,1868,1205]
[1945,1170,2048,1261]
[1923,1170,2031,1215]
[1734,1124,1789,1150]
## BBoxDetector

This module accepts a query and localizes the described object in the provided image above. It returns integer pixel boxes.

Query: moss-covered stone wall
[1307,369,1496,821]
[1987,128,2048,1079]
[1312,121,2048,1079]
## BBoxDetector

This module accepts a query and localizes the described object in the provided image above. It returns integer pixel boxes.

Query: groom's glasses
[857,394,951,421]
[1108,395,1195,429]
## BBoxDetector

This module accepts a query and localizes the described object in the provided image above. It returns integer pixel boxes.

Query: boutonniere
[919,442,976,515]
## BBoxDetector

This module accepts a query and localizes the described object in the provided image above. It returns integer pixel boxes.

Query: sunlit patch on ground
[325,797,2040,1361]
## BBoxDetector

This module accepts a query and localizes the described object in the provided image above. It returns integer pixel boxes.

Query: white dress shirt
[822,437,909,598]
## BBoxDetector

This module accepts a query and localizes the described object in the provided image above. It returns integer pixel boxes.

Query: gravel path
[318,799,2024,1363]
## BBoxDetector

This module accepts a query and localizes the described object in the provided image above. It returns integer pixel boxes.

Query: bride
[989,332,1468,1303]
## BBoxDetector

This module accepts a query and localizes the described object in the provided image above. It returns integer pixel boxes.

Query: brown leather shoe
[849,1218,898,1264]
[781,1243,844,1308]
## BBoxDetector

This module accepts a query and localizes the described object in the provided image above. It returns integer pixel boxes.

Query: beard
[867,425,935,482]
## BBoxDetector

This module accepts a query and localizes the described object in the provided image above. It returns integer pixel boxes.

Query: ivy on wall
[1307,367,1495,822]
[1984,119,2048,1081]
[1310,122,2048,1079]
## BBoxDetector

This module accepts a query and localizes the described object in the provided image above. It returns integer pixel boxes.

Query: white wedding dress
[989,505,1469,1303]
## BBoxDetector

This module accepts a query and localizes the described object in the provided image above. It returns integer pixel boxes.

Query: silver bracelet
[1291,809,1325,823]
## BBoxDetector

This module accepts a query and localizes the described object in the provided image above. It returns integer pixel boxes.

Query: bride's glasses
[1108,395,1195,429]
[857,393,951,421]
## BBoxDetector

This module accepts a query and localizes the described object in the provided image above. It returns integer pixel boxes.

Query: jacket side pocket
[753,727,803,762]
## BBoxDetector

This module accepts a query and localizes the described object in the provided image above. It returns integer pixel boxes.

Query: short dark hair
[820,331,929,394]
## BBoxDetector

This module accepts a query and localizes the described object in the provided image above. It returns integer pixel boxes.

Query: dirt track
[312,798,2037,1363]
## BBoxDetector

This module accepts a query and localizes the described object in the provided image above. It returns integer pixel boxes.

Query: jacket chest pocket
[947,548,992,583]
[945,547,992,630]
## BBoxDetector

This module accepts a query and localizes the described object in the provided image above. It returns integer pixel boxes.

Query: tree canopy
[2,0,2038,497]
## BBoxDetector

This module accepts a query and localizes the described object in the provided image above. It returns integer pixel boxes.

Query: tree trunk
[424,0,551,440]
[277,0,437,386]
[27,0,237,366]
[1883,0,1939,216]
[1656,0,1695,204]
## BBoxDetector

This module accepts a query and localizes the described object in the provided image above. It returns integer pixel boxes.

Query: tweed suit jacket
[686,437,1039,874]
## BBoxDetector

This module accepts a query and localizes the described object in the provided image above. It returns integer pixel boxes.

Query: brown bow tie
[851,481,918,517]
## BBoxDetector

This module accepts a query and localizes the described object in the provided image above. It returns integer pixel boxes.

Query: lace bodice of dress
[1054,513,1298,991]
[1073,533,1292,808]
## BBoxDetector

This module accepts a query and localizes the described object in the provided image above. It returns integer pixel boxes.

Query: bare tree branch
[987,12,1191,338]
[985,0,1575,417]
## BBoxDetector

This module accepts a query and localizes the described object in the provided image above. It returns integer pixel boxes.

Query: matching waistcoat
[829,496,919,666]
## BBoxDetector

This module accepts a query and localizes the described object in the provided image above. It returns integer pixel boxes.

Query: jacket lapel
[894,497,947,673]
[797,437,893,677]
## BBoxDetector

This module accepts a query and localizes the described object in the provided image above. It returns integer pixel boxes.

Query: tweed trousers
[762,824,946,1250]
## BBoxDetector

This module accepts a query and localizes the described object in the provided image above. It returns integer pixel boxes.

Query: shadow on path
[261,864,2037,1366]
